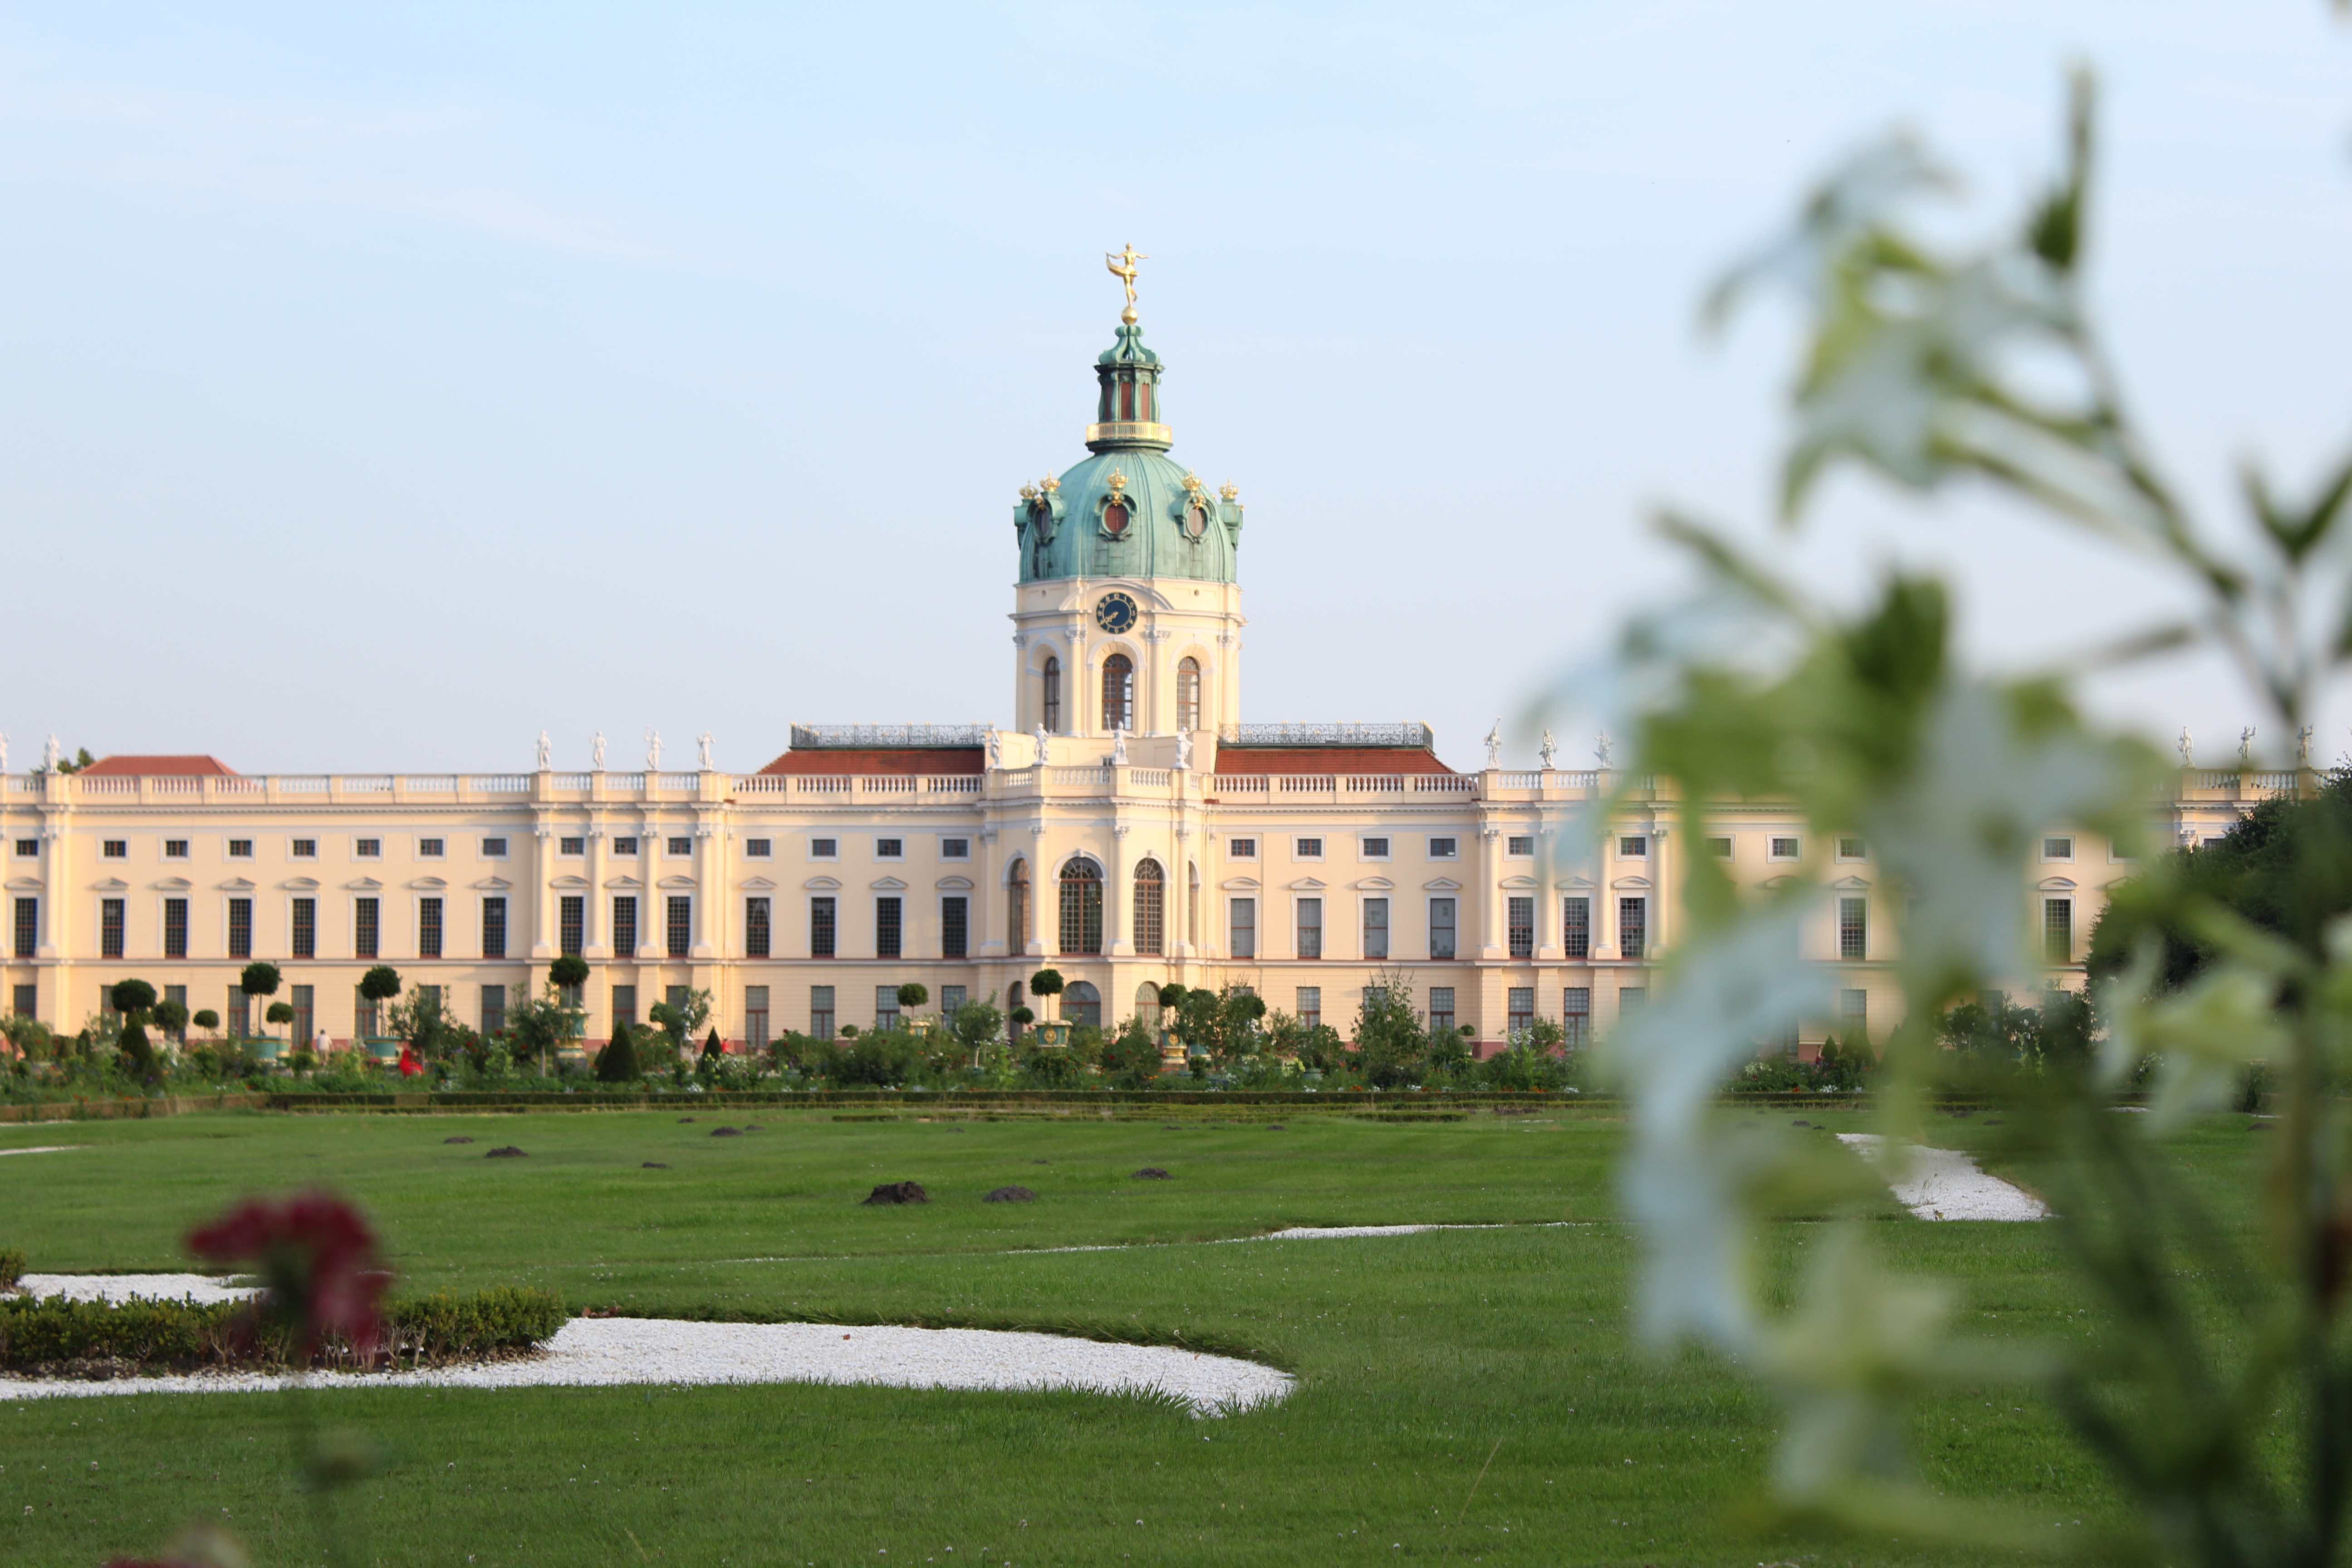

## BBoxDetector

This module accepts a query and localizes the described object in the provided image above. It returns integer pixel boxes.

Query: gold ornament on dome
[1219,482,1240,502]
[1106,243,1147,323]
[1019,483,1038,501]
[1040,474,1060,493]
[1181,470,1206,497]
[1106,470,1128,495]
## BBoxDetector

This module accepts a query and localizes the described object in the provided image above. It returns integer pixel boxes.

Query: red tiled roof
[80,755,237,777]
[1212,747,1455,776]
[760,748,986,776]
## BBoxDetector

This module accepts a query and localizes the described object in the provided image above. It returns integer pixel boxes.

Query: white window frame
[1767,835,1802,862]
[418,837,446,859]
[1835,836,1867,862]
[665,836,693,858]
[1293,836,1324,862]
[480,836,509,859]
[1427,836,1459,859]
[163,839,189,860]
[1617,835,1647,858]
[1228,837,1258,859]
[1505,834,1535,858]
[558,836,586,858]
[809,836,839,861]
[354,837,382,860]
[744,837,773,860]
[1706,836,1733,859]
[939,836,972,862]
[1359,836,1391,861]
[2042,835,2076,863]
[875,837,906,861]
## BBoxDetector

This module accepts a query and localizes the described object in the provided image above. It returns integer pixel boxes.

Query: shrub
[265,1001,295,1029]
[548,955,590,990]
[359,966,402,1005]
[0,1247,24,1290]
[239,962,282,1000]
[0,1284,565,1373]
[1009,1006,1035,1027]
[594,1021,639,1083]
[896,982,929,1011]
[702,1027,724,1066]
[117,1020,161,1085]
[151,997,189,1037]
[109,978,157,1018]
[191,1009,220,1034]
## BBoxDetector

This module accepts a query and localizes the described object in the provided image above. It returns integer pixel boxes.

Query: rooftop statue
[1483,722,1502,769]
[1106,242,1147,322]
[646,727,662,771]
[698,731,715,770]
[536,730,551,771]
[592,731,607,770]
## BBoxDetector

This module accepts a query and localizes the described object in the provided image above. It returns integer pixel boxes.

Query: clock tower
[1007,278,1247,756]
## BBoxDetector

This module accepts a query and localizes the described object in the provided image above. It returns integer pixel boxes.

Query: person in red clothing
[396,1042,421,1078]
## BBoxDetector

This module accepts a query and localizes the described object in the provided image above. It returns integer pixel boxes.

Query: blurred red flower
[187,1192,389,1360]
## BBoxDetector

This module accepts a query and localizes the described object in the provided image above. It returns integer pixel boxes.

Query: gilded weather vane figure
[1106,243,1148,323]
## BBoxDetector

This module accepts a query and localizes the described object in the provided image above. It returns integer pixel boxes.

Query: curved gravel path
[0,1316,1290,1416]
[1838,1134,2048,1220]
[17,1273,256,1304]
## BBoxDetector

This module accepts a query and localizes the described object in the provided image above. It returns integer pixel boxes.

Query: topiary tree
[701,1026,724,1066]
[594,1019,639,1083]
[951,996,1007,1070]
[358,965,401,1037]
[548,954,589,991]
[1029,968,1064,1020]
[191,1008,220,1036]
[265,1000,295,1032]
[151,996,189,1040]
[238,962,280,1000]
[896,981,929,1014]
[109,978,157,1019]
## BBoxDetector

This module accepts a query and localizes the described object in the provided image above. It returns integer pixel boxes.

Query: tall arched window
[1101,653,1134,732]
[1176,657,1202,731]
[1058,858,1103,955]
[1132,858,1165,956]
[1006,858,1029,952]
[1041,658,1062,734]
[1063,980,1102,1031]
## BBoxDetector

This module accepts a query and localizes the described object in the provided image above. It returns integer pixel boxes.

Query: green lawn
[0,1103,2264,1566]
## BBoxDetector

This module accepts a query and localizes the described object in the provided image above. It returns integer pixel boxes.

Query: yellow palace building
[0,269,2291,1055]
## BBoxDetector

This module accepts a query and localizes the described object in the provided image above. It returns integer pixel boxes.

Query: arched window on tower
[1059,858,1103,955]
[1006,858,1029,952]
[1041,658,1062,734]
[1101,653,1134,733]
[1132,858,1164,956]
[1176,657,1202,731]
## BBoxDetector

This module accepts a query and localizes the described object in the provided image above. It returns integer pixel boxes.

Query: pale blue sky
[4,3,2348,772]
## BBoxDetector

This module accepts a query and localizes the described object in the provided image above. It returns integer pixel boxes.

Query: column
[584,826,608,959]
[1477,824,1504,959]
[1107,822,1130,956]
[1535,823,1561,961]
[1027,824,1048,957]
[975,825,1003,958]
[529,824,556,960]
[692,821,722,960]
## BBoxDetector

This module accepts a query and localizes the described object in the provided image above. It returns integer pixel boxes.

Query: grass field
[0,1103,2270,1566]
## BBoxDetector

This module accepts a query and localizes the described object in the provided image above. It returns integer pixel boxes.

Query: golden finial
[1106,243,1147,324]
[1040,474,1059,494]
[1219,481,1240,502]
[1181,470,1205,497]
[1019,482,1038,501]
[1106,470,1129,495]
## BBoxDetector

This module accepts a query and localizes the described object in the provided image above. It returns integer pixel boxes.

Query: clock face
[1094,592,1139,635]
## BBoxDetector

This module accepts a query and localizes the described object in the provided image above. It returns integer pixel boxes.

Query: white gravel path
[1838,1134,2049,1221]
[0,1315,1289,1416]
[0,1144,81,1156]
[16,1273,257,1304]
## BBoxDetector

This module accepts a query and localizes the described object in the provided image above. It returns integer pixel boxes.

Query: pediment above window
[1500,874,1538,890]
[345,877,384,892]
[1289,876,1327,891]
[217,877,256,892]
[1423,877,1462,891]
[153,877,193,892]
[1559,874,1596,890]
[548,874,588,890]
[739,875,778,892]
[870,876,908,892]
[1611,875,1653,891]
[1353,877,1395,891]
[2038,876,2078,892]
[407,876,447,890]
[5,875,44,892]
[936,876,974,892]
[278,877,318,891]
[607,874,642,890]
[473,877,513,891]
[1758,873,1796,891]
[1220,876,1261,892]
[90,877,128,892]
[1830,874,1871,891]
[805,876,843,891]
[657,874,698,890]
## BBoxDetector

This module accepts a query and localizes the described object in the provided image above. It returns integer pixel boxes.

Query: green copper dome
[1013,316,1243,584]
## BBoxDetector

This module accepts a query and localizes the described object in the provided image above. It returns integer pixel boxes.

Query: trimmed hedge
[0,1247,24,1291]
[0,1284,567,1376]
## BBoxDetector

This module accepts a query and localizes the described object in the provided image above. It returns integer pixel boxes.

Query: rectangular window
[1618,836,1646,858]
[1429,897,1457,960]
[1840,988,1869,1031]
[666,836,692,857]
[419,897,443,960]
[1362,897,1389,960]
[1295,897,1322,959]
[13,839,37,857]
[1837,836,1867,860]
[612,984,638,1028]
[481,836,508,858]
[809,896,839,958]
[941,895,968,960]
[810,837,837,859]
[102,839,127,859]
[100,898,125,959]
[612,896,637,958]
[612,836,638,857]
[1707,836,1734,858]
[10,982,34,1019]
[1557,897,1605,971]
[875,896,903,960]
[291,898,315,960]
[228,897,253,960]
[1229,837,1257,859]
[291,983,314,1045]
[1508,896,1535,960]
[228,988,250,1039]
[481,984,506,1037]
[560,895,585,957]
[12,897,36,959]
[559,836,585,857]
[1429,986,1455,1038]
[1296,986,1321,1030]
[228,839,253,859]
[1508,985,1534,1037]
[941,985,966,1015]
[1563,986,1591,1045]
[2044,897,2074,963]
[419,838,445,858]
[1506,835,1534,857]
[1295,837,1323,859]
[877,838,904,859]
[810,985,836,1039]
[1229,897,1257,960]
[746,838,772,859]
[162,984,186,1040]
[745,897,772,959]
[1769,836,1800,860]
[745,985,770,1049]
[482,897,507,960]
[1429,837,1460,860]
[1361,836,1390,859]
[1619,985,1648,1014]
[164,898,189,959]
[2043,836,2074,861]
[356,838,381,858]
[666,896,692,958]
[941,838,970,860]
[355,897,380,960]
[1838,896,1867,961]
[875,984,901,1033]
[1618,897,1647,961]
[164,839,188,860]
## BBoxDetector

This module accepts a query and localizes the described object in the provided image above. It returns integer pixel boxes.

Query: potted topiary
[896,982,931,1038]
[358,965,402,1066]
[238,962,281,1058]
[1029,969,1069,1049]
[548,955,591,1073]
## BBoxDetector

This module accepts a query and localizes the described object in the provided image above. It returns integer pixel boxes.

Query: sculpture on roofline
[646,728,662,770]
[44,735,59,772]
[592,731,607,770]
[2177,727,2192,767]
[0,733,8,775]
[1033,723,1051,765]
[1538,729,1558,769]
[698,731,715,770]
[1595,730,1614,769]
[2240,725,2256,764]
[2299,725,2314,765]
[1484,721,1503,769]
[1175,727,1193,770]
[536,730,551,771]
[1111,727,1129,766]
[987,729,1004,769]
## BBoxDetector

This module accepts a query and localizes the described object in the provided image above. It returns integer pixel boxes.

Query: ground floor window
[482,983,506,1037]
[745,985,769,1049]
[560,896,585,957]
[666,896,692,958]
[612,984,638,1029]
[1507,986,1534,1038]
[941,984,966,1016]
[1429,985,1455,1039]
[1617,985,1647,1020]
[1296,986,1320,1030]
[1507,897,1533,960]
[1563,987,1591,1045]
[163,984,186,1042]
[14,982,39,1021]
[1618,897,1647,962]
[875,985,901,1033]
[291,983,314,1044]
[1064,980,1102,1031]
[1229,897,1256,960]
[228,987,250,1039]
[1839,987,1868,1036]
[810,985,836,1039]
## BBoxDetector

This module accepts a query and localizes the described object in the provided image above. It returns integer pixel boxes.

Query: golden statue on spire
[1106,243,1147,323]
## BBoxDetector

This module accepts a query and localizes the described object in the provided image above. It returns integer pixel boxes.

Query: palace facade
[0,289,2296,1054]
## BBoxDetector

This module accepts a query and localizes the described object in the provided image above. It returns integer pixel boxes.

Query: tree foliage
[238,962,281,999]
[593,1020,639,1083]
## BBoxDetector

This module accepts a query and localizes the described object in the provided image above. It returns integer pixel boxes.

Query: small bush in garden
[594,1020,639,1083]
[0,1246,25,1290]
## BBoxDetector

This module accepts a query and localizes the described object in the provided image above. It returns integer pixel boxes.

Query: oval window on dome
[1103,501,1130,536]
[1183,503,1207,539]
